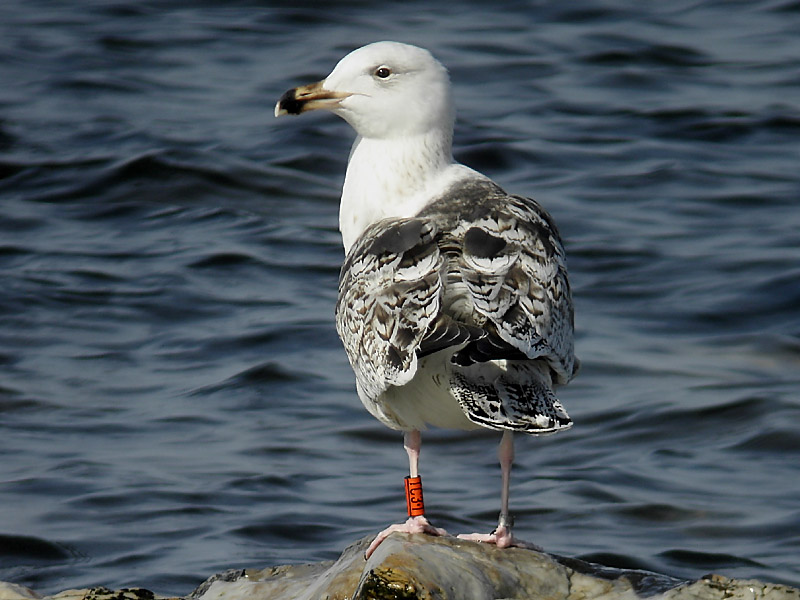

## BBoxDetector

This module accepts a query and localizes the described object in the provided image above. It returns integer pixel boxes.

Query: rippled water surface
[1,1,799,595]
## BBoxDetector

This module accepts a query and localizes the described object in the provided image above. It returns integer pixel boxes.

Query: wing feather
[336,217,443,401]
[335,178,578,413]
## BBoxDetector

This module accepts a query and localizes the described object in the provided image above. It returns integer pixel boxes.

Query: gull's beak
[274,80,350,117]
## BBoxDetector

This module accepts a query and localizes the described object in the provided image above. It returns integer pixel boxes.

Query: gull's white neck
[338,129,479,253]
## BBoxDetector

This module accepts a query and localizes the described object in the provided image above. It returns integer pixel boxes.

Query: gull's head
[275,41,454,140]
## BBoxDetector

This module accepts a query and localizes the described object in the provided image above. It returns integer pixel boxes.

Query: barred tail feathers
[449,360,572,434]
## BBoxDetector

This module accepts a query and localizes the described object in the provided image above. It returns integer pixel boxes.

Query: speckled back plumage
[335,178,577,434]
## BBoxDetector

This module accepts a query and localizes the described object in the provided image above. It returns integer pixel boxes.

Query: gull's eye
[373,66,392,79]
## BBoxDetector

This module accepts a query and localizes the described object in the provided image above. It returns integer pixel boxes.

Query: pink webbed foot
[365,515,449,559]
[457,516,542,551]
[457,525,539,550]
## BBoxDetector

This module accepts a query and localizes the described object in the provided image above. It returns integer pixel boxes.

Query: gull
[275,41,578,559]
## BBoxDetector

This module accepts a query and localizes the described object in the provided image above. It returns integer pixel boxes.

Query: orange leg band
[405,476,425,517]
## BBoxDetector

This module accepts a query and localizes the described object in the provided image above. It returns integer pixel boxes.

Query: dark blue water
[1,1,799,595]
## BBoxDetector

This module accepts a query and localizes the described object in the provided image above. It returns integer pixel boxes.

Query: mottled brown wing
[335,217,444,403]
[418,181,578,385]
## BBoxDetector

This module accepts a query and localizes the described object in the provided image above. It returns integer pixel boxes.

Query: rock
[0,585,168,600]
[3,534,798,600]
[190,535,798,600]
[0,582,42,600]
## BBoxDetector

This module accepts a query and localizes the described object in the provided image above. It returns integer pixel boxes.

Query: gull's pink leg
[458,431,540,550]
[364,430,448,558]
[407,429,421,477]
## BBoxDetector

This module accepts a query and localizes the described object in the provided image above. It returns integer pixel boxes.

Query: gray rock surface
[2,534,797,600]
